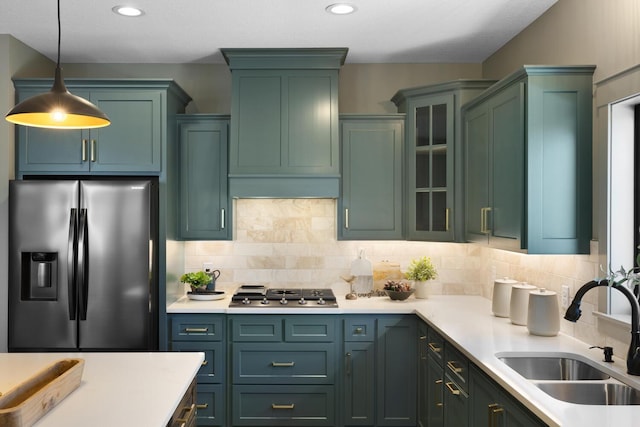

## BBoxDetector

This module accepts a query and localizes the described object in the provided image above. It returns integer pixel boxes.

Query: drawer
[427,326,445,366]
[171,341,224,384]
[195,384,225,427]
[444,343,469,392]
[231,315,283,342]
[170,314,224,342]
[232,342,336,384]
[343,317,375,342]
[284,316,336,342]
[232,384,335,426]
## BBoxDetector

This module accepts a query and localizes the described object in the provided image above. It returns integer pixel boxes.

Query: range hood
[223,48,348,198]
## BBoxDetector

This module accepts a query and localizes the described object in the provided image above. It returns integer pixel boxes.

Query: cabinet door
[407,94,454,241]
[88,90,162,172]
[376,316,417,426]
[417,322,428,427]
[16,88,91,173]
[178,118,230,239]
[196,384,225,427]
[171,341,224,384]
[343,341,375,425]
[464,103,490,244]
[443,374,469,427]
[339,117,404,240]
[427,355,444,427]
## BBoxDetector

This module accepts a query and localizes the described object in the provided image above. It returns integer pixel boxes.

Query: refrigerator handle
[67,209,78,320]
[77,209,89,321]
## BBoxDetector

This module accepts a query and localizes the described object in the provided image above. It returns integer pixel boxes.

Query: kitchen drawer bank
[167,294,640,427]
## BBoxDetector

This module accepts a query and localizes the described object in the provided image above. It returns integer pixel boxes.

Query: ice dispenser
[22,252,58,300]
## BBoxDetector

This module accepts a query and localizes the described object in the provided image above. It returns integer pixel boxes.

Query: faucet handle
[590,345,614,363]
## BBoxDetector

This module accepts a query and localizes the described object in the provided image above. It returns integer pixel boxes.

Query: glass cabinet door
[408,95,454,240]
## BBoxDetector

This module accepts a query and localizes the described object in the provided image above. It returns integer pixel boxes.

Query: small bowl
[385,289,415,301]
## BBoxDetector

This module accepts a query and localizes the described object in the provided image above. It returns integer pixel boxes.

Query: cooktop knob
[317,298,326,305]
[298,298,307,305]
[280,298,288,305]
[241,297,251,305]
[260,297,270,305]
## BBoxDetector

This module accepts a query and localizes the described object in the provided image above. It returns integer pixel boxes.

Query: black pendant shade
[5,0,110,129]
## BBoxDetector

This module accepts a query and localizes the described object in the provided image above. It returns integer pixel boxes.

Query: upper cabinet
[222,48,347,198]
[13,79,191,176]
[176,115,230,240]
[463,66,595,254]
[339,115,405,240]
[392,81,496,242]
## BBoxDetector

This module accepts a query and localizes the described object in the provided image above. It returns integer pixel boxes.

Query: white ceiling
[0,0,557,64]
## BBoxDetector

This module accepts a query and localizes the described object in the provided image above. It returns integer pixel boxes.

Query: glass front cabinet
[392,81,495,241]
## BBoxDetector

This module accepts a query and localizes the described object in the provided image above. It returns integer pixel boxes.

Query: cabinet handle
[200,360,208,367]
[428,342,442,353]
[346,352,352,376]
[345,208,349,229]
[185,327,208,333]
[90,139,96,162]
[488,403,504,427]
[271,361,295,367]
[447,360,463,374]
[176,403,196,423]
[82,139,87,161]
[221,208,225,229]
[196,403,209,410]
[272,403,295,410]
[480,207,492,234]
[354,327,364,334]
[445,381,460,395]
[445,208,450,231]
[419,335,427,340]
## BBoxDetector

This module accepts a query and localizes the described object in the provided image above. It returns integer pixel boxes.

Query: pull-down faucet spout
[564,279,640,375]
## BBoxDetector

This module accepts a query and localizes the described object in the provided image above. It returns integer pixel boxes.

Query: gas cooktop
[229,285,338,308]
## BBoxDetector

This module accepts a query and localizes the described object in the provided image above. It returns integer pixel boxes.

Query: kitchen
[1,0,640,426]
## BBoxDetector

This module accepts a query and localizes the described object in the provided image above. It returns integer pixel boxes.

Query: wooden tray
[0,358,84,427]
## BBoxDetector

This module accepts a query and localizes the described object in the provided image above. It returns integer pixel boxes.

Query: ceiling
[0,0,557,64]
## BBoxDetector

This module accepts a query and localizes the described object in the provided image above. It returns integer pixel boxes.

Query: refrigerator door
[78,180,154,350]
[9,180,80,350]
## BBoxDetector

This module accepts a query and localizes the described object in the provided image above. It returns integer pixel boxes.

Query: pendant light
[5,0,110,129]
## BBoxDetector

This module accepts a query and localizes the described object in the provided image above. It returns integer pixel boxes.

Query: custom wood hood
[223,48,348,198]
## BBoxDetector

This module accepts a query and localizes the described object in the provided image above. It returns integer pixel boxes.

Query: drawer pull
[488,403,504,427]
[196,403,209,410]
[176,403,196,423]
[428,342,442,353]
[447,360,463,374]
[272,403,295,410]
[201,360,208,367]
[354,327,364,334]
[445,381,460,395]
[185,327,208,333]
[419,335,427,340]
[271,361,295,367]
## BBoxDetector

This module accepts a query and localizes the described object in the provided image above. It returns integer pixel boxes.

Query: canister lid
[495,277,518,284]
[513,282,537,290]
[530,288,557,296]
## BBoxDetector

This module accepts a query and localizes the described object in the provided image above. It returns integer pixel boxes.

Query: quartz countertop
[0,352,204,427]
[168,290,640,426]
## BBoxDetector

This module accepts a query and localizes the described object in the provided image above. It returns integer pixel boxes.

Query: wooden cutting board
[0,358,84,427]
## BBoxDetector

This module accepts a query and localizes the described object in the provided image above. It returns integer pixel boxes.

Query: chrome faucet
[564,279,640,375]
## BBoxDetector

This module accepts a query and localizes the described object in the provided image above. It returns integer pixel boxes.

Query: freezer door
[9,180,79,350]
[78,180,153,350]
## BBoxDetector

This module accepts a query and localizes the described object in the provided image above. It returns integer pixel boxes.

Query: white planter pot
[414,280,429,299]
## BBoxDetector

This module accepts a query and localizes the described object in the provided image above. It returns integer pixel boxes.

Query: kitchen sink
[536,382,640,405]
[498,354,610,380]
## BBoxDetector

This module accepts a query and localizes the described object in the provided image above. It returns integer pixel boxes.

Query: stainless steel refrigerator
[8,178,158,351]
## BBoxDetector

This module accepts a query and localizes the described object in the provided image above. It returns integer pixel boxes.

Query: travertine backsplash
[184,199,626,355]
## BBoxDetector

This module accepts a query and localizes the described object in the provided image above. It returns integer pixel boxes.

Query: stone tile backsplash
[184,199,625,355]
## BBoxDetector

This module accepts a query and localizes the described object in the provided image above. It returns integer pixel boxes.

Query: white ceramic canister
[527,288,560,336]
[509,283,537,326]
[491,277,519,317]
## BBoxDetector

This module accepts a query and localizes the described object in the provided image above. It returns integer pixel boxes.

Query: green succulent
[404,256,437,281]
[180,271,211,288]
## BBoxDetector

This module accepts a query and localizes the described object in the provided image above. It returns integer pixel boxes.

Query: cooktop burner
[230,286,338,308]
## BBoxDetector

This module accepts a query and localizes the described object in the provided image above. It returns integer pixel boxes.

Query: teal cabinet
[223,49,347,198]
[392,81,496,242]
[339,115,404,240]
[168,314,226,427]
[463,66,595,254]
[177,115,230,240]
[229,315,338,426]
[469,365,545,427]
[342,317,375,426]
[13,79,190,176]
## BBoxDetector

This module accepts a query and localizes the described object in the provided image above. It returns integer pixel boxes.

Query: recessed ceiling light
[326,3,356,15]
[112,5,144,17]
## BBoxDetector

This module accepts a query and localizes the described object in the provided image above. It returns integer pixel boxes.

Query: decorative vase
[414,280,429,299]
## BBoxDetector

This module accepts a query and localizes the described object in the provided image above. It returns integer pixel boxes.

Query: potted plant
[404,256,437,299]
[180,271,212,293]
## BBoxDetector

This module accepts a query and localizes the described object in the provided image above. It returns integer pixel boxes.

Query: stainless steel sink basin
[536,382,640,405]
[498,355,610,380]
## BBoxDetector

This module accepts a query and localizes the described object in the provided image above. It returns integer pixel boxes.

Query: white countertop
[0,352,204,427]
[168,291,640,426]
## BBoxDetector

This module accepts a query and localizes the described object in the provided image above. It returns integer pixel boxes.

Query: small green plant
[180,271,211,289]
[404,256,437,281]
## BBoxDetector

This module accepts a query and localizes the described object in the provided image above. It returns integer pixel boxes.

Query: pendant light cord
[57,0,61,66]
